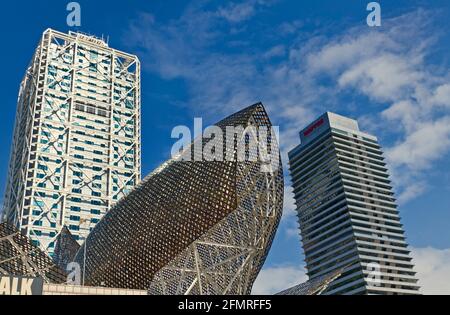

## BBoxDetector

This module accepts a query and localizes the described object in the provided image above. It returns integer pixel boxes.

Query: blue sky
[0,0,449,294]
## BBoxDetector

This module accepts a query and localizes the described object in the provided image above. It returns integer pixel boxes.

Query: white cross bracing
[2,29,141,256]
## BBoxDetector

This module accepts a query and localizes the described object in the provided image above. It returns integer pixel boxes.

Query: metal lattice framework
[275,269,344,295]
[2,29,141,256]
[53,226,80,270]
[0,222,66,283]
[73,103,284,294]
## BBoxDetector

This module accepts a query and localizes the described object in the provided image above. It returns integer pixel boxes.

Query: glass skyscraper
[288,112,420,295]
[1,29,141,256]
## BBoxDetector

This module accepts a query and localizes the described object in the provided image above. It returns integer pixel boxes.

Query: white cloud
[285,225,300,240]
[381,100,420,133]
[263,45,285,59]
[252,265,307,295]
[396,181,427,205]
[338,54,422,102]
[412,247,450,295]
[296,10,450,201]
[125,4,450,205]
[305,32,398,76]
[217,2,256,23]
[386,117,450,171]
[278,20,304,36]
[431,83,450,107]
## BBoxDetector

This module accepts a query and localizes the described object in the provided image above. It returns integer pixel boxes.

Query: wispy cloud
[386,117,450,171]
[262,45,286,60]
[412,247,450,295]
[217,1,263,23]
[278,19,304,36]
[396,181,427,205]
[124,3,450,206]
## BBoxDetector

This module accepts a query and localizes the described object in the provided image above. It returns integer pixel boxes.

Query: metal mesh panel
[0,222,67,283]
[73,103,284,293]
[275,269,343,295]
[53,226,80,270]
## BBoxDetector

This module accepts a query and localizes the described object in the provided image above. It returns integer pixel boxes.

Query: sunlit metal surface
[275,269,344,295]
[73,103,284,294]
[0,222,66,283]
[53,226,80,270]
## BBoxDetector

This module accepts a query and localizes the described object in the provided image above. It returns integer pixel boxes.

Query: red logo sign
[303,118,324,137]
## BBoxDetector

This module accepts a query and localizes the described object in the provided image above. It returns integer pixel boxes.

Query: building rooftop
[68,30,109,47]
[290,111,377,156]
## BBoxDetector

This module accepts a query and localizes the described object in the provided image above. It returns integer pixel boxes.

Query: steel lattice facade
[53,226,80,270]
[73,103,284,294]
[0,222,66,283]
[1,29,141,257]
[275,269,343,295]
